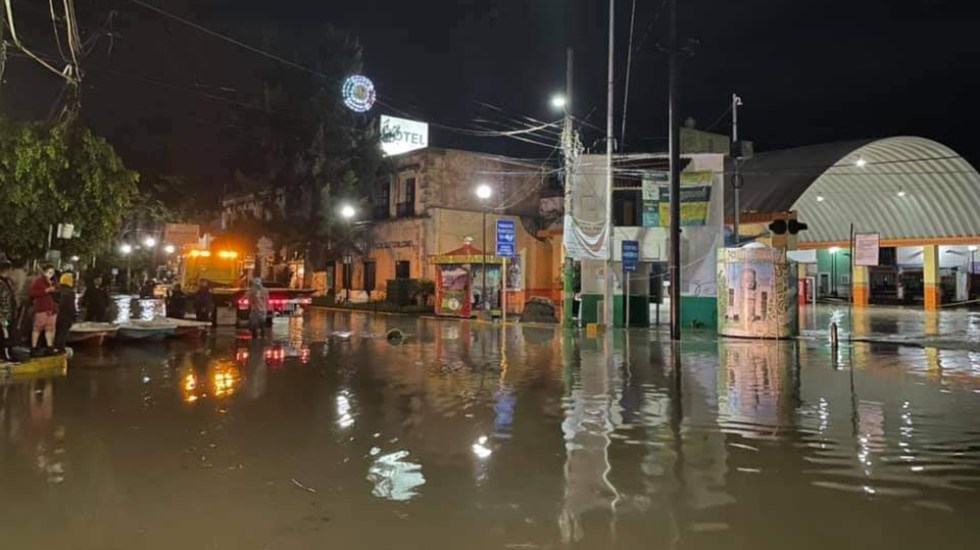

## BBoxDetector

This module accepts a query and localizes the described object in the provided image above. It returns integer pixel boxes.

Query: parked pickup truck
[212,286,315,326]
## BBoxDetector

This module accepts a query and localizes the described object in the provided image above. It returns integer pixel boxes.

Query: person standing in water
[82,275,111,322]
[194,280,214,323]
[53,273,77,352]
[246,278,269,339]
[0,261,17,360]
[29,265,58,355]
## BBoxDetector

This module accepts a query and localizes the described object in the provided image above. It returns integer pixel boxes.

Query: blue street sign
[622,240,640,272]
[496,219,516,257]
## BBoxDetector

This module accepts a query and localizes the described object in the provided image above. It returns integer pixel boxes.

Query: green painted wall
[816,248,851,296]
[680,296,717,329]
[580,294,649,327]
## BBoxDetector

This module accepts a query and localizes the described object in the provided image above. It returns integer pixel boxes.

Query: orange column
[852,265,869,308]
[923,245,941,311]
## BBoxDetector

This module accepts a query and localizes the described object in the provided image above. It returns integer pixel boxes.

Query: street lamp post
[476,184,493,318]
[970,246,978,299]
[340,204,357,303]
[120,243,133,293]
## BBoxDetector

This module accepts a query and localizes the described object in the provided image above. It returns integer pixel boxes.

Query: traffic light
[768,219,808,235]
[788,220,808,235]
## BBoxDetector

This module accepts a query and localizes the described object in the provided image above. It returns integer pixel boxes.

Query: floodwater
[2,311,980,549]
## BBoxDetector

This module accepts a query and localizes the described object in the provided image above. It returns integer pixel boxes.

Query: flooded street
[2,310,980,549]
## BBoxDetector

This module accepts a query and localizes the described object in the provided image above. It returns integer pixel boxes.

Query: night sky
[3,0,978,198]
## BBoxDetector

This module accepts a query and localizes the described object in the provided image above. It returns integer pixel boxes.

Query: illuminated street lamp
[120,243,133,293]
[475,184,494,316]
[550,94,567,110]
[143,236,157,249]
[164,244,176,255]
[70,255,80,263]
[340,203,357,302]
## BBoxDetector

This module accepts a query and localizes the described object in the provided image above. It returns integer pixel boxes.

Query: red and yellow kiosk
[429,240,504,318]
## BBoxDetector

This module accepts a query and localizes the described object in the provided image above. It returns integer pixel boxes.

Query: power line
[121,0,331,82]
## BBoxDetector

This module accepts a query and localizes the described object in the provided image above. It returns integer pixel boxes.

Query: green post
[562,257,574,328]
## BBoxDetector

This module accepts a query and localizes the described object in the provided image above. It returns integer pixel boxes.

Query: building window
[373,185,390,220]
[613,189,642,227]
[396,178,416,217]
[395,260,411,279]
[363,261,377,291]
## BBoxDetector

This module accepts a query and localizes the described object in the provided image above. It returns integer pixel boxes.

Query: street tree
[229,25,391,268]
[0,118,139,262]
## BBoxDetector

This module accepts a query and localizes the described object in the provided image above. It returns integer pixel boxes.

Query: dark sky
[3,0,979,194]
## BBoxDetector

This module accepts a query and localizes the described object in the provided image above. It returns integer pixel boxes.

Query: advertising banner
[642,171,713,228]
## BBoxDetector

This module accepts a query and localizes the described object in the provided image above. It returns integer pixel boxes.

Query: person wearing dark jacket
[194,280,214,323]
[53,273,77,352]
[0,261,17,360]
[82,276,111,322]
[167,284,187,319]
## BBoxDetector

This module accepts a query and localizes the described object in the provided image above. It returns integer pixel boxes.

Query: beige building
[334,147,560,310]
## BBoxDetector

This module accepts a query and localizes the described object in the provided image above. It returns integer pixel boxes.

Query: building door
[325,261,335,292]
[818,272,830,296]
[396,260,411,279]
[363,261,377,292]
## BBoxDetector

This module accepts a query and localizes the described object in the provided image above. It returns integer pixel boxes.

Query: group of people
[0,264,274,361]
[165,280,216,323]
[0,263,113,360]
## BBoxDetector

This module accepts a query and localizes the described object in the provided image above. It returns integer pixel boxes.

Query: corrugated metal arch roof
[735,137,980,243]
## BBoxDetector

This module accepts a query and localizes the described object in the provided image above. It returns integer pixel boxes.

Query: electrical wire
[121,0,333,82]
[122,0,564,146]
[48,0,67,61]
[3,0,76,82]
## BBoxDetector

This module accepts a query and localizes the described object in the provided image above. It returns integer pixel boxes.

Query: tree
[229,25,391,268]
[0,118,139,262]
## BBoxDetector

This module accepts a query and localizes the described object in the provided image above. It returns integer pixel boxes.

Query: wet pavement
[802,304,980,350]
[2,310,980,549]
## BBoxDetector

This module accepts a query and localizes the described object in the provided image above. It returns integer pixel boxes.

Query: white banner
[854,233,880,267]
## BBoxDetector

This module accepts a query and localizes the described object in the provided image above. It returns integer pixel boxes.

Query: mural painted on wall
[717,247,798,339]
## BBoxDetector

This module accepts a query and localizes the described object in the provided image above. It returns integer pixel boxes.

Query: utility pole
[668,0,682,340]
[604,0,616,329]
[561,48,575,328]
[732,93,744,245]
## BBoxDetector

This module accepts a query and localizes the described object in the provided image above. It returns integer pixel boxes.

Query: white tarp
[564,155,609,260]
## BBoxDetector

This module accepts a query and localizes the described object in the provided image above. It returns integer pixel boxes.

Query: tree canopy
[229,25,391,266]
[0,118,139,262]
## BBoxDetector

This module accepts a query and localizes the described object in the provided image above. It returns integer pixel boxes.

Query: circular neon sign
[342,75,376,113]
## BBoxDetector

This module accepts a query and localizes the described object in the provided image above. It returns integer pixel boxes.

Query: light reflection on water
[0,311,979,548]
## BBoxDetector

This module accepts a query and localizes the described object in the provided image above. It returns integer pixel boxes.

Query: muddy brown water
[1,310,979,549]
